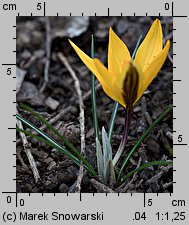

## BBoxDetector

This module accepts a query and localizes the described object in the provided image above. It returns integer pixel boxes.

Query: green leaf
[91,34,99,141]
[131,35,142,60]
[118,104,173,182]
[16,127,81,167]
[108,102,119,142]
[96,137,104,180]
[120,160,173,185]
[19,103,79,155]
[102,127,113,183]
[16,114,96,176]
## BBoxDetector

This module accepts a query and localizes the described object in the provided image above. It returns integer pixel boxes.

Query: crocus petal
[69,40,100,77]
[93,59,125,107]
[69,39,125,106]
[108,27,131,78]
[136,40,170,102]
[134,19,163,72]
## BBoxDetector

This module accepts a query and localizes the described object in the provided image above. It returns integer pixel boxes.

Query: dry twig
[40,16,51,93]
[90,178,115,193]
[58,52,85,193]
[16,112,40,183]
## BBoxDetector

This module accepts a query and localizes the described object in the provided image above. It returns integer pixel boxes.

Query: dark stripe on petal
[122,62,139,110]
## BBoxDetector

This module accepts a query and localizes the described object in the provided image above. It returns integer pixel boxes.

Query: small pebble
[45,96,60,110]
[59,183,69,193]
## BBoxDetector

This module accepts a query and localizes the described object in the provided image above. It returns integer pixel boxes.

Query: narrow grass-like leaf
[118,104,173,182]
[17,126,96,176]
[91,35,99,141]
[119,160,173,185]
[108,35,143,142]
[102,127,113,183]
[96,137,104,180]
[131,35,143,60]
[20,103,79,155]
[108,102,119,141]
[16,114,96,176]
[19,104,96,173]
[16,127,80,167]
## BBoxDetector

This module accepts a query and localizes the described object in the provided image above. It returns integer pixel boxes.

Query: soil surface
[16,16,173,193]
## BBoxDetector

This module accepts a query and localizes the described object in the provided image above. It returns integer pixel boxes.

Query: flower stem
[117,104,173,182]
[113,108,132,166]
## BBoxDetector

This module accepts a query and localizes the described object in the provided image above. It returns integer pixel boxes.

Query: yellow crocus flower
[69,19,170,109]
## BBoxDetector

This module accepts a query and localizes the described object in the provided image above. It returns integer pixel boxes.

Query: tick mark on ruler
[173,15,187,18]
[173,143,187,146]
[80,193,82,201]
[143,193,146,207]
[173,79,181,82]
[2,63,16,66]
[171,2,174,16]
[43,2,46,16]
